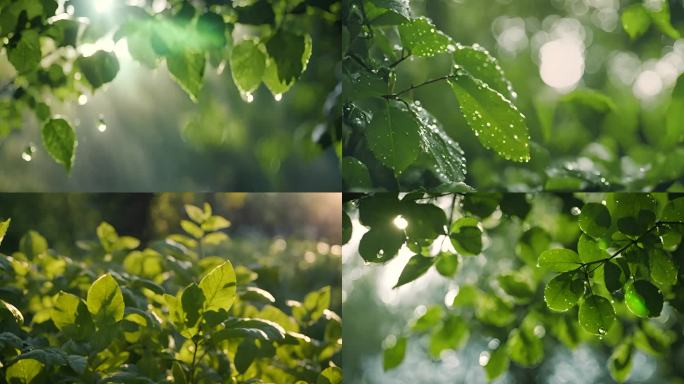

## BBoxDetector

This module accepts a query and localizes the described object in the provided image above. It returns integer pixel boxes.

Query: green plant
[0,204,341,384]
[0,0,338,172]
[342,0,684,191]
[344,192,684,382]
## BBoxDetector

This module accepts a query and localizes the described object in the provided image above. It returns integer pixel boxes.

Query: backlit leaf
[366,100,421,174]
[538,249,581,272]
[398,17,453,57]
[42,118,77,172]
[86,274,125,325]
[394,255,435,288]
[578,294,615,335]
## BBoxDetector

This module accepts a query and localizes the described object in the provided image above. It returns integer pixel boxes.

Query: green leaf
[86,274,125,325]
[648,249,677,286]
[578,203,611,238]
[621,4,651,40]
[263,33,312,95]
[666,74,684,144]
[230,39,266,94]
[604,261,626,295]
[368,0,411,22]
[198,261,237,313]
[0,218,9,246]
[412,305,443,332]
[172,361,187,384]
[506,322,543,366]
[201,216,230,232]
[394,255,435,288]
[343,211,352,245]
[51,291,94,339]
[498,273,535,300]
[435,252,460,277]
[185,204,208,224]
[578,294,615,335]
[428,315,469,358]
[342,157,372,189]
[453,44,515,100]
[577,234,607,264]
[41,118,77,172]
[167,51,205,102]
[1,299,23,325]
[608,342,634,383]
[181,220,204,239]
[383,336,407,371]
[410,102,467,183]
[266,31,311,85]
[647,0,680,39]
[293,286,331,325]
[561,89,617,113]
[19,230,47,258]
[235,338,258,373]
[448,71,530,162]
[544,271,584,312]
[317,366,343,384]
[5,358,44,384]
[366,100,421,175]
[77,51,120,89]
[484,346,509,381]
[538,249,581,272]
[8,30,41,73]
[181,283,205,328]
[358,225,405,263]
[402,201,447,242]
[398,17,453,57]
[625,280,663,318]
[608,193,656,236]
[449,217,482,255]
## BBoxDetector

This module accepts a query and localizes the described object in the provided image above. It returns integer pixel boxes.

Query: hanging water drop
[78,94,88,105]
[242,92,254,103]
[274,93,283,102]
[97,115,107,132]
[21,144,36,162]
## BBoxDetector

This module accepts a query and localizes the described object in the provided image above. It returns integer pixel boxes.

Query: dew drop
[274,93,283,102]
[571,206,581,216]
[21,144,35,162]
[97,115,107,132]
[78,94,88,105]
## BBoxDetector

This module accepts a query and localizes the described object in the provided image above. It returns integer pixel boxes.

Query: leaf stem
[389,51,411,68]
[189,336,200,384]
[385,75,454,98]
[580,221,684,275]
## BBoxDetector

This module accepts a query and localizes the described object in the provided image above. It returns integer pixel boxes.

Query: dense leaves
[0,0,327,172]
[0,203,342,383]
[346,192,684,382]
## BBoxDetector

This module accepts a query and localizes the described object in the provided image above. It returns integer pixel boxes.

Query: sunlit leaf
[398,17,453,57]
[538,249,581,272]
[86,274,125,325]
[578,203,611,238]
[42,118,77,172]
[625,280,663,318]
[167,51,205,102]
[453,44,515,100]
[383,336,407,371]
[448,70,530,162]
[230,39,266,94]
[394,255,435,288]
[77,51,120,89]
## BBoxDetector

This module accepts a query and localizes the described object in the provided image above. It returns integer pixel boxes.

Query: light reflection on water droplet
[571,207,581,216]
[274,93,282,102]
[21,144,35,162]
[97,115,107,132]
[78,94,88,105]
[244,92,254,103]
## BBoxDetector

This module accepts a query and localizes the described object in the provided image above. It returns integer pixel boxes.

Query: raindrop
[78,94,88,105]
[97,115,107,132]
[274,93,283,102]
[571,207,581,216]
[21,144,35,162]
[242,92,254,103]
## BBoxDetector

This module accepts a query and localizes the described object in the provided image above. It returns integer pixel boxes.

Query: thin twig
[385,75,453,98]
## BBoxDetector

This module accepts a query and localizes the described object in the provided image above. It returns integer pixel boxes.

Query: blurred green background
[376,0,684,190]
[0,193,341,308]
[0,5,341,192]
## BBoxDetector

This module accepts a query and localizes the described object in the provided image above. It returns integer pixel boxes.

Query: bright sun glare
[539,38,585,92]
[393,215,409,230]
[94,0,115,14]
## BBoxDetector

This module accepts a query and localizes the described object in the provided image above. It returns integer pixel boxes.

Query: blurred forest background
[0,193,341,308]
[0,1,341,191]
[366,0,684,191]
